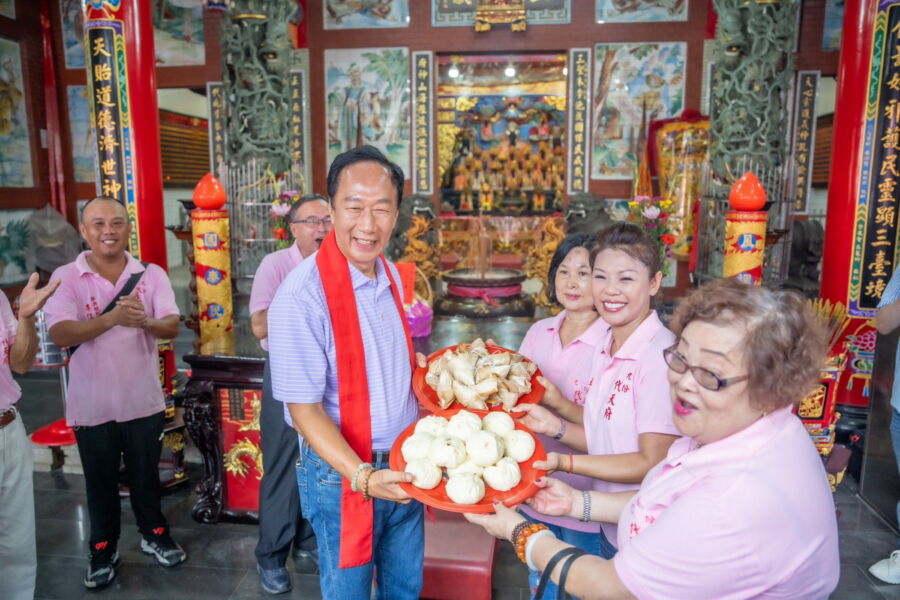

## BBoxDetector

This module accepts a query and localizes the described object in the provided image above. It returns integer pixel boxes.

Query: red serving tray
[389,407,547,514]
[413,344,544,417]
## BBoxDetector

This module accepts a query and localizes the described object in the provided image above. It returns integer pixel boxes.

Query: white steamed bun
[445,473,486,504]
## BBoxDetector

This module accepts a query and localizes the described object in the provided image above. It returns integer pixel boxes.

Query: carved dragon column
[709,0,797,179]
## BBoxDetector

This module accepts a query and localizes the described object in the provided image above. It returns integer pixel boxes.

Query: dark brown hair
[669,278,827,411]
[589,221,663,278]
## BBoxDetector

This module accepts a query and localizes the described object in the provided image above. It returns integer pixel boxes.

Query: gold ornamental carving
[224,439,264,480]
[162,431,185,453]
[399,216,439,281]
[238,395,261,432]
[475,0,527,32]
[526,217,566,311]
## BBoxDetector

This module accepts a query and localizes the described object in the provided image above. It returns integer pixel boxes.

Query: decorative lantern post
[191,174,234,354]
[723,171,768,285]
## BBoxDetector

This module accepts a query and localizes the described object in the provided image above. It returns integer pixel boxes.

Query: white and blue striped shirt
[878,269,900,412]
[267,252,417,449]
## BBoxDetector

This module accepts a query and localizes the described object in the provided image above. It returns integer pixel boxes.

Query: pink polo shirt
[518,310,606,533]
[0,293,21,410]
[249,244,304,350]
[583,311,680,547]
[44,252,180,426]
[614,407,839,599]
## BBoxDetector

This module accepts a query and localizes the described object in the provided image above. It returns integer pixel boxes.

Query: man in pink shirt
[44,197,184,589]
[0,274,59,600]
[250,193,330,595]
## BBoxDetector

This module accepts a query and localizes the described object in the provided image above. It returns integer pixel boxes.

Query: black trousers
[73,411,167,552]
[255,359,316,569]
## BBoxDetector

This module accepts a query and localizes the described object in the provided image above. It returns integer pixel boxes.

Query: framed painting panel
[0,209,32,286]
[324,0,409,29]
[325,47,410,176]
[591,42,686,180]
[153,0,205,67]
[822,0,844,51]
[67,85,96,183]
[0,37,34,188]
[60,0,85,69]
[595,0,688,22]
[0,0,14,19]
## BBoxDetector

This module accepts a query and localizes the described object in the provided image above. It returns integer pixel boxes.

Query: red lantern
[728,171,767,211]
[193,173,227,210]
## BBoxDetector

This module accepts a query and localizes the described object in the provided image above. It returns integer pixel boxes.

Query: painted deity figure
[339,64,366,151]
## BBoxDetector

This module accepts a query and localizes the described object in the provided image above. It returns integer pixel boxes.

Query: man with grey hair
[250,193,331,594]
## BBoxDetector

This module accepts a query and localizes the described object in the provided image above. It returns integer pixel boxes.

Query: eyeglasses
[662,346,749,391]
[291,217,332,228]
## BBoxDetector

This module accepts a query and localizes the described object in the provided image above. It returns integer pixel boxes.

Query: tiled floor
[15,313,900,598]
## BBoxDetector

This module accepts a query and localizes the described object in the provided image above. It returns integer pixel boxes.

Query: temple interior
[1,0,900,598]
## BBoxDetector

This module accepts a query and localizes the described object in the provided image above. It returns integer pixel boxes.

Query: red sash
[316,230,414,568]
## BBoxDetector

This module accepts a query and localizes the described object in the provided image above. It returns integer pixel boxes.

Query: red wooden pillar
[818,0,880,408]
[82,0,167,269]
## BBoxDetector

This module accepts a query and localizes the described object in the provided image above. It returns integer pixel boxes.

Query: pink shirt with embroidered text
[518,310,606,533]
[44,252,180,426]
[583,310,680,547]
[0,293,21,410]
[614,407,839,599]
[249,244,304,351]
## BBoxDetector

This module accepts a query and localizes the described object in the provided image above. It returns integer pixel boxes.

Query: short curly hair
[669,279,826,411]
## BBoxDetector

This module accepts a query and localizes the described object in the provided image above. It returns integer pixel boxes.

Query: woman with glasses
[467,278,840,599]
[516,222,680,566]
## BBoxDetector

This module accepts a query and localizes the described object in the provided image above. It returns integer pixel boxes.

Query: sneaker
[84,548,118,589]
[140,528,187,567]
[870,550,900,584]
[257,564,292,594]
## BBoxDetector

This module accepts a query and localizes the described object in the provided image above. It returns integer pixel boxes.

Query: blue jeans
[524,515,617,599]
[892,408,900,547]
[297,441,424,599]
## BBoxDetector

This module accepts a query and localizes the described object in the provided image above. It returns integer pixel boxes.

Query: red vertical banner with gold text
[838,2,900,405]
[82,0,166,268]
[819,0,879,408]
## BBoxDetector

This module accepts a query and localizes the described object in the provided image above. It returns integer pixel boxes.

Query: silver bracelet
[553,419,567,440]
[350,462,374,492]
[580,490,591,522]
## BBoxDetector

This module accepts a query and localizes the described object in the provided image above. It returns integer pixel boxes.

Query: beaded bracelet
[580,490,591,522]
[361,468,376,501]
[350,462,374,493]
[515,523,549,564]
[509,520,530,545]
[553,419,567,440]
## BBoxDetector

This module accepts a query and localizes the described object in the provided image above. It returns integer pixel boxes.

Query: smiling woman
[465,278,840,600]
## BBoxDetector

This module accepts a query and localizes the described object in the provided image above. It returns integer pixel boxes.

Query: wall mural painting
[0,209,31,286]
[67,85,95,183]
[592,42,685,180]
[325,47,410,176]
[153,0,205,67]
[324,0,409,29]
[0,37,33,188]
[822,0,843,52]
[60,0,85,70]
[595,0,688,22]
[0,0,14,19]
